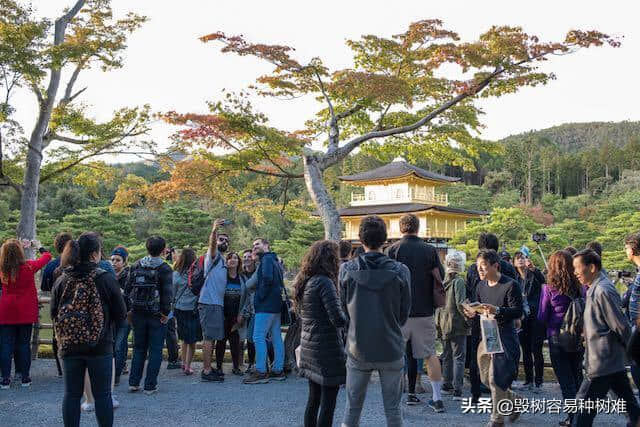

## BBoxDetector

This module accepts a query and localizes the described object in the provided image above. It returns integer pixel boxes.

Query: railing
[350,191,448,206]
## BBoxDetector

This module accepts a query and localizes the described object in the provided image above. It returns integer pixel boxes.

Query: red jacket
[0,252,52,325]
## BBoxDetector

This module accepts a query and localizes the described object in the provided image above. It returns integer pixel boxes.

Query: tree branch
[321,66,504,169]
[313,68,339,154]
[244,167,303,179]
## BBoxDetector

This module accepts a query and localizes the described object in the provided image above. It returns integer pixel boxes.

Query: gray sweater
[583,271,632,378]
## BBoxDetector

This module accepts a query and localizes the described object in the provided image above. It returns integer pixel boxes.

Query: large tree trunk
[303,154,342,240]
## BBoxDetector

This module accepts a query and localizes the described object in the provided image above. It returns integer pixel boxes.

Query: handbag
[281,286,294,326]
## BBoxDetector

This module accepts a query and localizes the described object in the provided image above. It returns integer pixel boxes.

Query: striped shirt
[628,273,640,323]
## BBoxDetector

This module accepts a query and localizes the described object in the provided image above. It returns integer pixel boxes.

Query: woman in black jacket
[294,240,347,427]
[51,232,127,427]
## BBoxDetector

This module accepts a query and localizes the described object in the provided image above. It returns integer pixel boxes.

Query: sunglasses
[218,237,229,243]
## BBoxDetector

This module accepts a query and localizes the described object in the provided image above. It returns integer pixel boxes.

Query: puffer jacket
[297,274,347,386]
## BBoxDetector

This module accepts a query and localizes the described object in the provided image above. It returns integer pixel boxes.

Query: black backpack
[129,263,161,314]
[557,295,586,352]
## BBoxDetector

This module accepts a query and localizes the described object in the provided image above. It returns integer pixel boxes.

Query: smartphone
[221,219,233,226]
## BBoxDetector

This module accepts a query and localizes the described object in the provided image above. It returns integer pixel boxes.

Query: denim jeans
[343,357,404,427]
[0,324,32,380]
[441,335,467,392]
[130,313,167,390]
[572,370,640,427]
[62,354,113,427]
[253,312,283,374]
[113,321,130,378]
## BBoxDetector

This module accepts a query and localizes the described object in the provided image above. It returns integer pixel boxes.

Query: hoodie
[339,252,411,363]
[254,252,284,314]
[125,256,174,316]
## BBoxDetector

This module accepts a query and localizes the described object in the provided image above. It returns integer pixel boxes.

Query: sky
[11,0,640,161]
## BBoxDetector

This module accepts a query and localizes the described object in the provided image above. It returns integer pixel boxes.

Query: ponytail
[60,232,101,267]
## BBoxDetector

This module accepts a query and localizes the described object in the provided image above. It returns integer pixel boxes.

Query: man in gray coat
[340,216,411,427]
[572,249,639,427]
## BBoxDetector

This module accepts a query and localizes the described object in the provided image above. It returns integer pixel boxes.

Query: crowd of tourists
[1,214,640,427]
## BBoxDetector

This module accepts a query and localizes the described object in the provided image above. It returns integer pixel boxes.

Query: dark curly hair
[293,240,340,306]
[547,250,582,297]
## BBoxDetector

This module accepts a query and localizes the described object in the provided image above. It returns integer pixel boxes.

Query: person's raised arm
[209,219,225,258]
[28,250,52,273]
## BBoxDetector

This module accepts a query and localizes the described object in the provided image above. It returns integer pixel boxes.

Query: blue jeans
[113,321,130,378]
[0,324,32,380]
[130,313,167,390]
[62,354,113,427]
[253,312,283,374]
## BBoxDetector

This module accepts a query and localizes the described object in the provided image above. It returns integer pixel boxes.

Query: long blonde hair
[0,239,26,285]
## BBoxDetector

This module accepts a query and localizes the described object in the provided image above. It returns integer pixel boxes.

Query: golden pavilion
[339,157,486,242]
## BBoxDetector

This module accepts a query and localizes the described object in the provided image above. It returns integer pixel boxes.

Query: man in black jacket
[125,236,173,395]
[340,216,411,427]
[466,233,517,403]
[386,214,445,412]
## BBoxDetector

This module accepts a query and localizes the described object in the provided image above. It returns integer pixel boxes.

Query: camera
[617,270,633,279]
[531,232,547,244]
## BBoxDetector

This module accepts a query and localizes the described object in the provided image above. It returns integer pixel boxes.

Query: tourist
[295,240,347,427]
[624,232,640,395]
[340,215,411,427]
[464,249,523,427]
[243,238,286,384]
[339,240,352,264]
[0,239,51,389]
[466,232,517,403]
[50,233,126,427]
[195,219,229,382]
[172,247,201,375]
[538,250,584,426]
[125,236,173,394]
[110,246,130,386]
[585,241,606,274]
[386,213,445,412]
[572,249,639,426]
[512,251,546,391]
[41,232,73,292]
[241,249,257,373]
[563,246,578,256]
[215,252,245,375]
[435,251,469,401]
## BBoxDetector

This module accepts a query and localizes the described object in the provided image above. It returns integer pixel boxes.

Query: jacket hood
[140,256,165,268]
[348,252,400,291]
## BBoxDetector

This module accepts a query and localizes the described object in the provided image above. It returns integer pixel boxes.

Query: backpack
[129,262,162,314]
[557,295,586,352]
[54,269,106,352]
[188,254,221,297]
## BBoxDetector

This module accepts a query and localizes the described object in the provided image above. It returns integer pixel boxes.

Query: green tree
[154,202,212,249]
[59,206,135,252]
[0,0,152,255]
[492,189,521,208]
[273,220,324,271]
[445,184,491,211]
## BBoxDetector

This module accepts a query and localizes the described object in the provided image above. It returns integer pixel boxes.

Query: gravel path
[0,359,629,426]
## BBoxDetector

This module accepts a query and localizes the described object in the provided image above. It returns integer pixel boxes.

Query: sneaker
[243,371,270,384]
[406,394,421,406]
[519,381,533,391]
[128,385,141,392]
[143,387,158,395]
[558,417,571,426]
[428,399,445,413]
[1,378,10,390]
[452,390,464,401]
[269,371,286,381]
[184,367,194,376]
[112,396,120,409]
[167,362,182,370]
[244,364,255,374]
[232,368,243,376]
[21,377,31,387]
[201,370,224,382]
[214,367,225,376]
[122,363,129,374]
[441,383,454,394]
[81,402,95,412]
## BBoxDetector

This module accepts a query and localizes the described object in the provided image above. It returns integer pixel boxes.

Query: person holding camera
[0,239,51,389]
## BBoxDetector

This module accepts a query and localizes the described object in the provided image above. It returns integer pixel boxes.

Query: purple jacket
[537,284,584,337]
